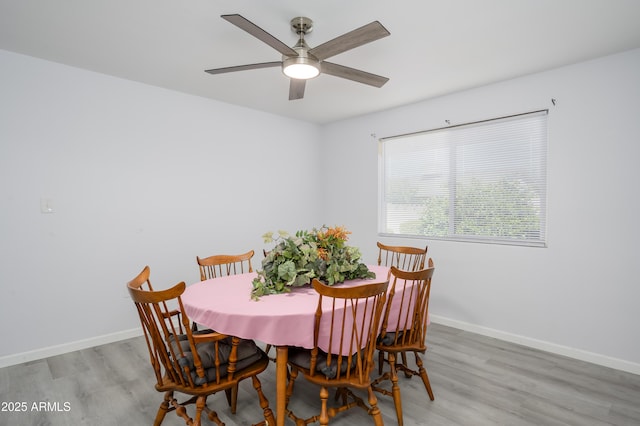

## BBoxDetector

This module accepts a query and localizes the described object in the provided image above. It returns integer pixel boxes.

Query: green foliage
[251,226,375,299]
[455,179,540,238]
[411,178,540,240]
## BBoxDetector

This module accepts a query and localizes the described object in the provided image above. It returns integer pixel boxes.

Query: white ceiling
[2,0,640,124]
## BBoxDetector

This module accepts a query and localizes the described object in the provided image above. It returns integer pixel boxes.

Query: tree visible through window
[378,111,547,247]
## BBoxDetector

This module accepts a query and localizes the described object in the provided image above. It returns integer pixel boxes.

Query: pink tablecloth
[182,265,390,350]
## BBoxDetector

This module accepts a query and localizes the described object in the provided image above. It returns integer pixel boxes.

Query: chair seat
[377,331,403,347]
[170,330,263,386]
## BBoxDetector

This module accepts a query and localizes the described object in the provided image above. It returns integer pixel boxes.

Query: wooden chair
[196,250,255,281]
[194,249,274,358]
[127,266,275,426]
[372,261,435,426]
[376,241,427,271]
[376,241,428,374]
[284,278,389,426]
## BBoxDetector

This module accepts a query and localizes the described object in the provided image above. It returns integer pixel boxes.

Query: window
[378,110,548,247]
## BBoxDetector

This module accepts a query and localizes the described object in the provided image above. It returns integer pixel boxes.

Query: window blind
[378,110,548,247]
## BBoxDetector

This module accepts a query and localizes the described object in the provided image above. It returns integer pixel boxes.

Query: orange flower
[317,226,351,243]
[317,247,329,260]
[327,226,351,242]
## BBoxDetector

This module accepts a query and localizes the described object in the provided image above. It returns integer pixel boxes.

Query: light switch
[40,198,54,214]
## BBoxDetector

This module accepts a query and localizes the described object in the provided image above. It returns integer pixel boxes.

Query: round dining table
[181,264,390,426]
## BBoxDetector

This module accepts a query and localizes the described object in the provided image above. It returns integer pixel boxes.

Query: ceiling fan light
[283,63,320,79]
[282,56,320,79]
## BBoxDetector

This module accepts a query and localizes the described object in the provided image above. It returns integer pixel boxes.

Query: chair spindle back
[377,241,427,272]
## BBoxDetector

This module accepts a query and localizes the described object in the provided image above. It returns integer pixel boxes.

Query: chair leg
[153,391,172,426]
[172,395,195,426]
[231,384,239,414]
[389,352,404,426]
[194,396,206,426]
[415,352,435,400]
[251,375,276,426]
[285,367,299,407]
[319,386,330,426]
[401,351,411,378]
[264,343,276,362]
[367,385,384,426]
[223,387,233,411]
[204,403,224,426]
[285,368,305,424]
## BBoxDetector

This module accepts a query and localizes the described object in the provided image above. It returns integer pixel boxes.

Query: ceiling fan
[205,14,390,100]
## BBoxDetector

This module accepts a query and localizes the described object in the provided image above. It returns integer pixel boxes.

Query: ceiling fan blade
[308,21,390,61]
[321,62,389,88]
[289,79,306,100]
[205,61,281,75]
[222,14,297,57]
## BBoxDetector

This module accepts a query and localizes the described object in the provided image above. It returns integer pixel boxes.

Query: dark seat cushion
[378,331,404,346]
[170,330,262,386]
[288,347,361,379]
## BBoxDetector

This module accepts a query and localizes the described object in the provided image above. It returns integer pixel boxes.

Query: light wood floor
[1,323,639,425]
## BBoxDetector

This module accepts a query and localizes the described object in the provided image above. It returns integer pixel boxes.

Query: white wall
[2,47,639,374]
[0,49,322,363]
[321,48,640,373]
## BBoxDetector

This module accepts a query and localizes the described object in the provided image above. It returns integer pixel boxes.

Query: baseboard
[3,319,639,376]
[0,328,143,369]
[430,315,640,376]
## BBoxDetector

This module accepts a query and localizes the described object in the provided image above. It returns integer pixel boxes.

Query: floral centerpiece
[251,225,375,299]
